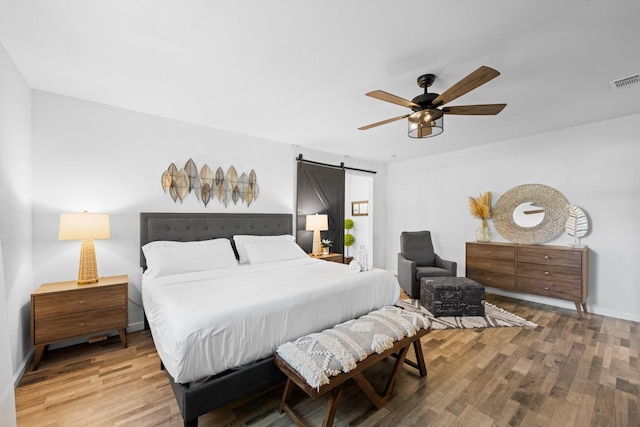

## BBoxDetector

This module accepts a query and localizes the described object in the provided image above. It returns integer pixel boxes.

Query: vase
[322,247,329,255]
[476,219,491,242]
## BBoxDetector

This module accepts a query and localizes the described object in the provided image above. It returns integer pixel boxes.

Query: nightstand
[30,274,128,370]
[309,253,354,264]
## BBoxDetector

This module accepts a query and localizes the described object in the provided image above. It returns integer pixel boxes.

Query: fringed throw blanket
[276,306,429,389]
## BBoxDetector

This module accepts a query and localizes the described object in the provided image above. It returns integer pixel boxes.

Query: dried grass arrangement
[468,191,492,220]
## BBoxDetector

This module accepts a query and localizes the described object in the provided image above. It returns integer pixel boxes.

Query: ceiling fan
[358,66,506,138]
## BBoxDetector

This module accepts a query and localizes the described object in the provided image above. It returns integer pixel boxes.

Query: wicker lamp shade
[59,212,110,285]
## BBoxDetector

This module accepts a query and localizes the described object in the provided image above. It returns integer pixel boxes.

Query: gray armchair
[397,230,457,298]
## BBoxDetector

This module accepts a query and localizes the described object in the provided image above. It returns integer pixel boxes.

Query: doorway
[345,171,374,268]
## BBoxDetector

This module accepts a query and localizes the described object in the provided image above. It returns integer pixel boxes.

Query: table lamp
[58,212,110,284]
[305,213,328,256]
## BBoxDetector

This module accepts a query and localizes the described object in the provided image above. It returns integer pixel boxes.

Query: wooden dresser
[30,274,128,370]
[466,242,588,318]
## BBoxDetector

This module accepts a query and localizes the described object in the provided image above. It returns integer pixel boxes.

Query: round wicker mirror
[493,184,569,244]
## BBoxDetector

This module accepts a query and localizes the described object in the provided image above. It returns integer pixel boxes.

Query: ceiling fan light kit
[359,66,506,139]
[408,109,443,138]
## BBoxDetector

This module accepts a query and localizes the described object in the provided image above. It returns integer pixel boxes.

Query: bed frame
[139,212,293,426]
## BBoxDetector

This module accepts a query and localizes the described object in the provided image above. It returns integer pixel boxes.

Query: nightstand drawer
[34,306,127,344]
[33,284,126,320]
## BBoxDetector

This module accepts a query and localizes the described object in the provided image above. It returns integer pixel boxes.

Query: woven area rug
[397,299,537,330]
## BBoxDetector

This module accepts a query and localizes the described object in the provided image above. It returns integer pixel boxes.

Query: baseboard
[487,288,640,322]
[127,321,145,332]
[15,320,147,389]
[14,348,33,389]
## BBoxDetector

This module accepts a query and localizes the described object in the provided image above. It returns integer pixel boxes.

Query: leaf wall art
[565,205,589,247]
[160,158,259,207]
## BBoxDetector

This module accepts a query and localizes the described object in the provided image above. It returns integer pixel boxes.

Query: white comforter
[142,257,400,384]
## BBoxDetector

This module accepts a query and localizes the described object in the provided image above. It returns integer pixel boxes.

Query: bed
[139,212,400,426]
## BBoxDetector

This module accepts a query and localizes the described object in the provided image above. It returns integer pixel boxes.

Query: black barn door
[296,162,345,255]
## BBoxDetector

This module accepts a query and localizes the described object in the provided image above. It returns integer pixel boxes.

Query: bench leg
[279,378,295,414]
[322,385,344,427]
[393,339,428,377]
[353,344,411,410]
[280,378,310,427]
[413,339,427,377]
[280,378,344,427]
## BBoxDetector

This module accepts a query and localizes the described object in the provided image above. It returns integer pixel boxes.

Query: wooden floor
[15,294,640,427]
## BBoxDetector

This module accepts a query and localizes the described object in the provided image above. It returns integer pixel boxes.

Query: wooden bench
[274,326,429,427]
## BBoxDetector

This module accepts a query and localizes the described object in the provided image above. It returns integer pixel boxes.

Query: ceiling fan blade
[366,90,419,109]
[442,104,507,115]
[432,66,501,106]
[358,114,410,130]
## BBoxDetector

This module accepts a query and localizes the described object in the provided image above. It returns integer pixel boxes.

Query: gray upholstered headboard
[139,212,293,269]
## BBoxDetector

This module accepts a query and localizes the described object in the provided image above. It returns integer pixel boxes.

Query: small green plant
[321,239,333,248]
[344,234,355,247]
[344,219,355,255]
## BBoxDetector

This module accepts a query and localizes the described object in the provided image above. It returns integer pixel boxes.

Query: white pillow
[142,238,238,278]
[233,234,295,264]
[243,240,308,265]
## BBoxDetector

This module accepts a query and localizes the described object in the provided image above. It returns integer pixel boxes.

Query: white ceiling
[1,0,639,164]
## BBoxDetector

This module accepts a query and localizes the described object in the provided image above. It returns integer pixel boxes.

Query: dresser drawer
[466,267,516,290]
[34,306,127,344]
[466,242,515,261]
[33,284,126,320]
[517,262,582,286]
[517,247,583,268]
[466,258,515,276]
[518,276,582,301]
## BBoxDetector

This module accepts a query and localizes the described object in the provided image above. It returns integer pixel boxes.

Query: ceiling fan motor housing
[411,92,440,112]
[412,74,440,111]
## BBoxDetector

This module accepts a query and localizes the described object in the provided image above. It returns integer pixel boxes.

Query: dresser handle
[545,287,549,290]
[545,256,549,259]
[79,300,87,304]
[545,272,549,275]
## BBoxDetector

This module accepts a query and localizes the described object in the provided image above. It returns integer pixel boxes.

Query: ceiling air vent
[609,73,640,90]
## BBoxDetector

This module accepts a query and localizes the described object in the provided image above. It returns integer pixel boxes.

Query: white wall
[31,91,296,334]
[0,40,31,423]
[0,242,16,426]
[387,113,640,321]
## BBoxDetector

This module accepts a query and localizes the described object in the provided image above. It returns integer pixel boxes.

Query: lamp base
[78,240,99,285]
[311,229,322,256]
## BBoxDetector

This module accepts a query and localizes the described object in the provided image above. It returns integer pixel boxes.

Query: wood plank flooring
[15,294,640,426]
